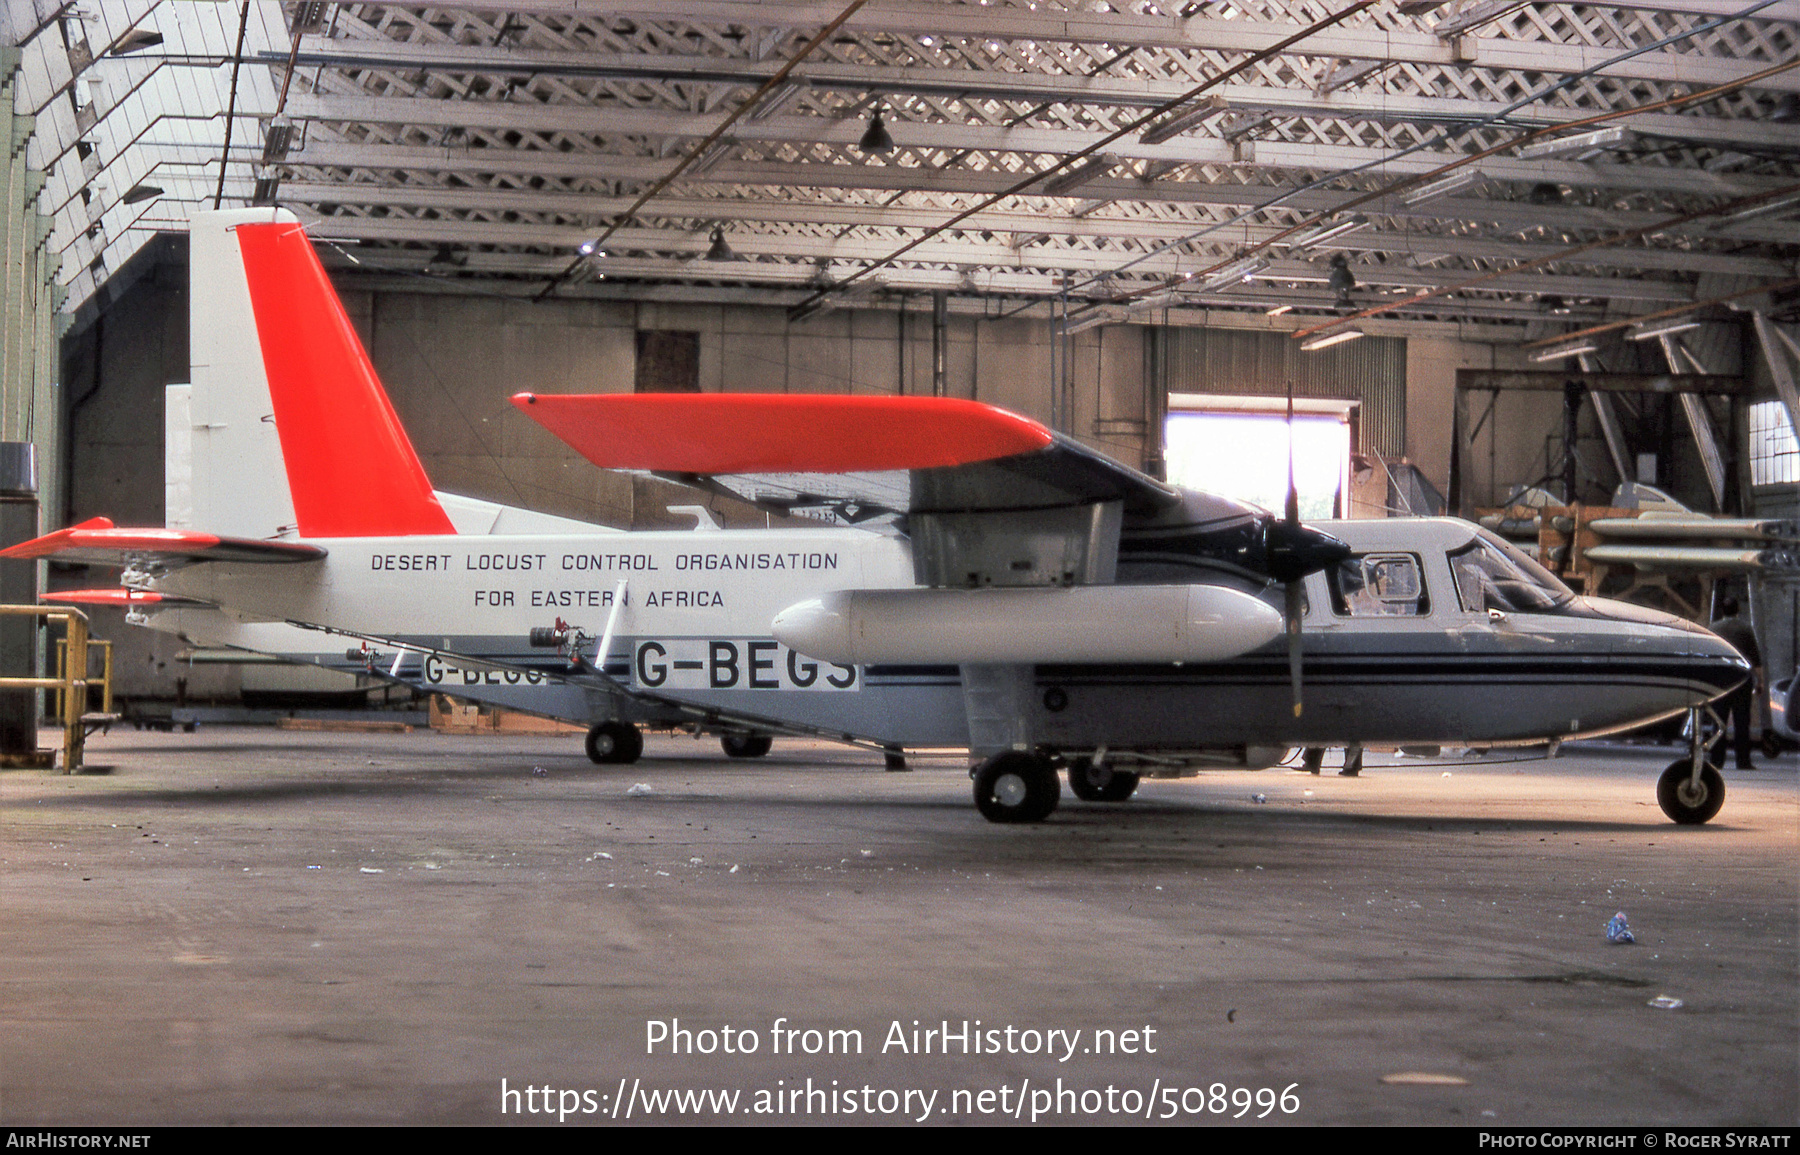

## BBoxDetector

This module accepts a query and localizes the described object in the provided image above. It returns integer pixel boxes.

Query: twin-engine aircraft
[12,210,1749,825]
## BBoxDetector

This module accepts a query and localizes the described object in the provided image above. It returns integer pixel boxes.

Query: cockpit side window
[1446,533,1574,614]
[1328,553,1430,617]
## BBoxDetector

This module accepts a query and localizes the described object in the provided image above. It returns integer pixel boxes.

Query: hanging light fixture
[1300,328,1365,351]
[704,227,737,261]
[1527,182,1565,206]
[1287,214,1370,252]
[1529,339,1599,363]
[1327,253,1356,307]
[1403,168,1484,206]
[1201,256,1269,291]
[858,103,895,155]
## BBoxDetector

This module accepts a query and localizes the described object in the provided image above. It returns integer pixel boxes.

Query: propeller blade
[1284,377,1302,718]
[1284,381,1299,527]
[1286,579,1304,719]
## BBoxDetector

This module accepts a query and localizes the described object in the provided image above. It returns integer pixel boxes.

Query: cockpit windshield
[1446,530,1577,614]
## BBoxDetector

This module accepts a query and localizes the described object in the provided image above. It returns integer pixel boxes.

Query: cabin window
[1329,553,1428,617]
[1447,532,1575,614]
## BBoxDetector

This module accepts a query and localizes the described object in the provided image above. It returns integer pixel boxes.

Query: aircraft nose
[1264,521,1352,584]
[1695,629,1753,697]
[1586,595,1751,701]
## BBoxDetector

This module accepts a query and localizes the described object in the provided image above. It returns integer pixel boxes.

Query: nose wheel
[1657,705,1726,825]
[973,752,1060,823]
[1658,758,1725,825]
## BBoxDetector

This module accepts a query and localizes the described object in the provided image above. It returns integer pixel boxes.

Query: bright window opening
[1748,400,1798,486]
[1164,399,1353,520]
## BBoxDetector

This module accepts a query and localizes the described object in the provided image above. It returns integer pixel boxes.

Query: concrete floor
[1,726,1794,1126]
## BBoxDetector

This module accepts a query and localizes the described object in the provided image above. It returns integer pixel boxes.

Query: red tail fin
[232,220,453,537]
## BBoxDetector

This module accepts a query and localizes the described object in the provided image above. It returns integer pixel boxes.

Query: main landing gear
[1657,704,1726,825]
[585,721,643,764]
[1066,756,1140,803]
[972,751,1061,823]
[973,752,1142,821]
[720,732,773,758]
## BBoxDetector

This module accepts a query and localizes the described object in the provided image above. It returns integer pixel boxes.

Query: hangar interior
[2,3,1798,1129]
[1,0,1797,710]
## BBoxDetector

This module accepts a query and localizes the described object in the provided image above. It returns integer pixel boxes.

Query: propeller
[1284,381,1304,719]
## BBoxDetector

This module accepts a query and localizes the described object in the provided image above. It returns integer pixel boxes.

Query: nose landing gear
[1657,705,1726,825]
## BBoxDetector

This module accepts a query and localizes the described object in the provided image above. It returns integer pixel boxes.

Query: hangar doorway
[1164,394,1355,520]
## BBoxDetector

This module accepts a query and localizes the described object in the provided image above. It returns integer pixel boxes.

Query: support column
[1657,334,1728,511]
[0,442,37,756]
[1751,312,1800,446]
[931,289,946,398]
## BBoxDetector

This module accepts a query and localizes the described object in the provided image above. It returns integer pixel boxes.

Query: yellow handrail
[53,637,114,723]
[0,604,96,772]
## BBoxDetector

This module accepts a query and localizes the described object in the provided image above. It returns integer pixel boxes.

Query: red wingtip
[0,524,324,565]
[0,525,223,560]
[42,588,171,606]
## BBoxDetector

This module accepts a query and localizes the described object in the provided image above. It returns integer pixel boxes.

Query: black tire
[586,722,643,764]
[1760,731,1786,760]
[1657,757,1725,825]
[973,752,1060,823]
[1066,757,1140,802]
[720,732,773,758]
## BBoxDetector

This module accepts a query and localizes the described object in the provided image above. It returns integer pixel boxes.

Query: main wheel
[586,721,643,764]
[1657,757,1725,825]
[1066,757,1140,802]
[720,732,773,758]
[973,752,1060,823]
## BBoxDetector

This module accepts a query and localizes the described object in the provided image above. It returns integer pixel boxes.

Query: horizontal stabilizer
[0,518,327,567]
[41,588,210,607]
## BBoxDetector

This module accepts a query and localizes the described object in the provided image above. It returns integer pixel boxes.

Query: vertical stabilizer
[187,208,454,538]
[187,209,295,539]
[165,384,192,529]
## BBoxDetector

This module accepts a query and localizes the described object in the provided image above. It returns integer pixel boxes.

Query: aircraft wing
[510,393,1181,524]
[0,518,326,568]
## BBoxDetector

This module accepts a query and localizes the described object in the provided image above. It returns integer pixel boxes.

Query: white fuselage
[149,517,1747,754]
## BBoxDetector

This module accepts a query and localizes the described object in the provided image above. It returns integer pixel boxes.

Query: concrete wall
[344,291,1155,529]
[58,258,242,701]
